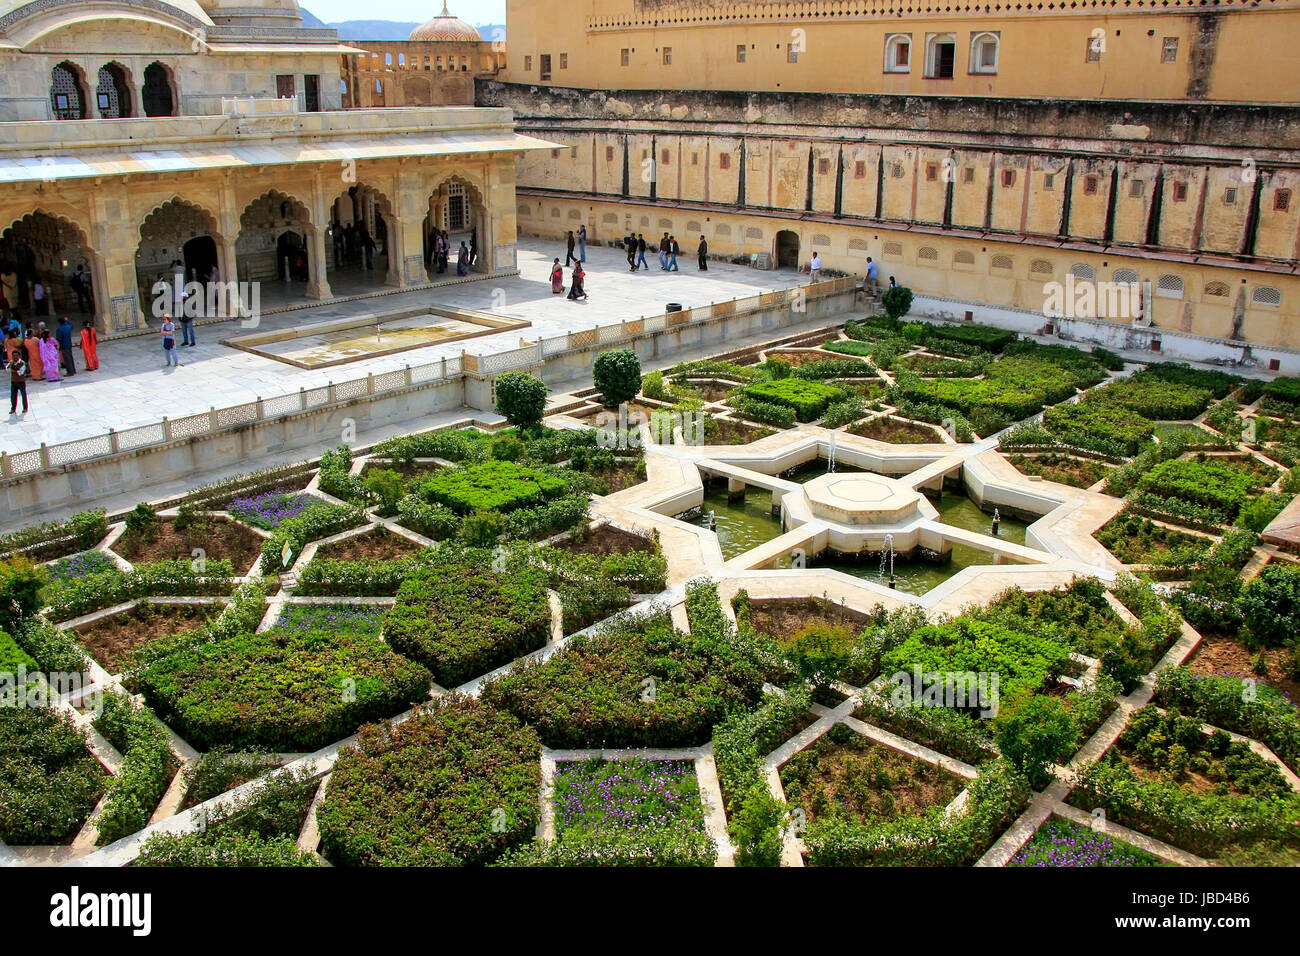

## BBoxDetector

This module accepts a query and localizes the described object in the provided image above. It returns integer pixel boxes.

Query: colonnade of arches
[50,60,175,120]
[0,174,492,330]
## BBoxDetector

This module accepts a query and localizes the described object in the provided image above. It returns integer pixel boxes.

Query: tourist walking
[668,236,680,272]
[23,325,41,381]
[564,230,577,267]
[625,234,637,272]
[577,225,587,262]
[697,236,708,271]
[469,229,478,266]
[457,242,469,276]
[55,316,76,376]
[80,321,99,371]
[865,256,879,294]
[38,330,59,381]
[658,233,670,270]
[636,235,648,271]
[160,314,180,367]
[567,262,588,300]
[70,264,92,314]
[809,252,823,282]
[551,258,565,293]
[9,350,27,414]
[180,303,196,346]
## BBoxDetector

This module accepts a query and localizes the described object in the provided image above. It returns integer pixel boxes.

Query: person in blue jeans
[161,315,180,367]
[667,236,680,272]
[180,312,196,347]
[577,225,587,262]
[636,235,648,271]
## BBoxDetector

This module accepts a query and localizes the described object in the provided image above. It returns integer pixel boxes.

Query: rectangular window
[1086,37,1102,63]
[1161,37,1178,63]
[1224,187,1238,205]
[720,153,731,170]
[1001,169,1016,188]
[304,74,320,112]
[787,45,799,64]
[1172,181,1188,202]
[927,37,956,78]
[559,53,568,70]
[884,35,911,73]
[1275,189,1292,211]
[692,152,699,166]
[964,166,976,184]
[1043,173,1055,190]
[663,47,672,65]
[1130,180,1145,198]
[524,55,532,71]
[276,75,295,98]
[1083,176,1098,196]
[925,163,938,182]
[620,49,629,67]
[818,158,831,175]
[661,149,671,165]
[539,54,551,81]
[854,160,866,179]
[736,45,746,63]
[606,146,614,162]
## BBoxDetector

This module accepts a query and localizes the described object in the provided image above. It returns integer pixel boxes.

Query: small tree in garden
[1240,563,1300,649]
[993,692,1077,789]
[0,556,47,634]
[592,349,643,407]
[494,371,547,428]
[881,285,914,322]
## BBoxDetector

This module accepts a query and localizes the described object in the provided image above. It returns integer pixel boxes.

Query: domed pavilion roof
[409,3,481,42]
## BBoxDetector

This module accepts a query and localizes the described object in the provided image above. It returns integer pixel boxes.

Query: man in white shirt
[809,253,823,282]
[866,256,879,294]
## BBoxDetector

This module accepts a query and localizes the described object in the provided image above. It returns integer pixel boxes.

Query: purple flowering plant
[553,758,705,837]
[1010,818,1164,867]
[271,603,389,637]
[45,549,117,582]
[227,490,321,530]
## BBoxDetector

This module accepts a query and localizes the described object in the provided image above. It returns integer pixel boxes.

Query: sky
[301,0,505,24]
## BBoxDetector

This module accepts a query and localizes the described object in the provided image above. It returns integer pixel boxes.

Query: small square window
[1172,181,1188,202]
[736,45,746,63]
[550,149,559,159]
[1161,37,1178,63]
[663,47,672,65]
[854,160,866,179]
[606,146,615,162]
[1275,189,1292,212]
[1085,37,1102,63]
[720,153,731,170]
[559,53,568,70]
[1001,169,1016,188]
[524,55,532,71]
[1043,173,1055,190]
[620,49,629,67]
[1224,187,1238,205]
[818,158,831,175]
[963,166,975,184]
[925,163,938,181]
[661,149,671,165]
[1083,176,1098,196]
[692,152,699,166]
[1130,180,1145,198]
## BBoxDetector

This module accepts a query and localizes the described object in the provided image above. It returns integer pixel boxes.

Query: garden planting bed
[703,416,775,445]
[1095,512,1213,566]
[737,596,876,644]
[225,488,323,530]
[1187,635,1300,709]
[0,706,109,846]
[553,758,706,839]
[1008,453,1112,489]
[112,516,263,570]
[1009,817,1167,867]
[781,723,966,830]
[849,416,941,444]
[74,600,220,673]
[313,528,421,563]
[764,349,844,367]
[559,523,658,558]
[359,460,443,482]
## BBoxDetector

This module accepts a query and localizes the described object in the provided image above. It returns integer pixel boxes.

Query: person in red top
[79,320,99,371]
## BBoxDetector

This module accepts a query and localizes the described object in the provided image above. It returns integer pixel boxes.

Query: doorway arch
[775,230,800,269]
[142,62,176,117]
[134,198,221,316]
[0,211,95,320]
[422,175,486,279]
[95,63,133,118]
[50,62,89,120]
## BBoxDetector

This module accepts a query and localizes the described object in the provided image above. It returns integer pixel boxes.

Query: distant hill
[299,9,504,41]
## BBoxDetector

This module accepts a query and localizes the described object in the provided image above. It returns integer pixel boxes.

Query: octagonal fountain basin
[801,472,929,527]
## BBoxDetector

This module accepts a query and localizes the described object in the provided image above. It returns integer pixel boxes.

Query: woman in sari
[567,262,588,301]
[550,258,564,294]
[38,330,60,382]
[80,321,99,371]
[23,326,41,380]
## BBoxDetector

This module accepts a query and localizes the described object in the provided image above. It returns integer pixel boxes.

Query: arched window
[917,246,939,264]
[1252,286,1282,307]
[1030,259,1053,277]
[924,33,957,79]
[95,63,132,118]
[1203,281,1230,299]
[1113,269,1140,285]
[991,255,1013,271]
[50,62,88,120]
[1070,263,1096,281]
[517,204,531,217]
[884,34,911,73]
[1156,274,1185,299]
[970,32,999,74]
[954,250,976,267]
[141,62,175,117]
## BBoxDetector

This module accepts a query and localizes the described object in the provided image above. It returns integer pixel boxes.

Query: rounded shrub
[494,371,547,428]
[593,349,643,407]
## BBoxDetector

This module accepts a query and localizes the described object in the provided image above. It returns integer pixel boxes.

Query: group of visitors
[0,262,95,320]
[550,258,588,300]
[429,230,478,277]
[623,233,708,272]
[331,222,383,271]
[4,314,98,414]
[565,226,587,267]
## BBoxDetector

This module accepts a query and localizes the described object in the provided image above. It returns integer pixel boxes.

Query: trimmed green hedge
[138,627,431,751]
[384,550,551,687]
[0,704,107,844]
[92,693,178,845]
[1041,400,1155,456]
[421,460,568,514]
[41,559,237,622]
[742,379,851,421]
[1135,458,1265,521]
[317,696,541,866]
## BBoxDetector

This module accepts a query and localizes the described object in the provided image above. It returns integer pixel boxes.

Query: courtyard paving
[0,241,807,454]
